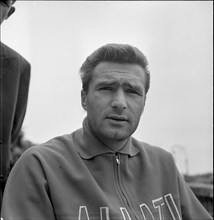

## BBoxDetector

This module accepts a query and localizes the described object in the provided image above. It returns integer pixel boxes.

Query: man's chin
[105,129,130,141]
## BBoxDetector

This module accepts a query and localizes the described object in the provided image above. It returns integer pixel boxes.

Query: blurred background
[1,1,212,175]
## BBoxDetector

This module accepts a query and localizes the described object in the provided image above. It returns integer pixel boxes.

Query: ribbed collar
[74,118,139,159]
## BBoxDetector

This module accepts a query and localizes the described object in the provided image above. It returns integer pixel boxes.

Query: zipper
[115,153,120,165]
[114,153,138,220]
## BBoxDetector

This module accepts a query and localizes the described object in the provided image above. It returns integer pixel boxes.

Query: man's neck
[101,138,128,153]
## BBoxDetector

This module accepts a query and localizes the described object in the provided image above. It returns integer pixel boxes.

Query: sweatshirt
[1,119,212,220]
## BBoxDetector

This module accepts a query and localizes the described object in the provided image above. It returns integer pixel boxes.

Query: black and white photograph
[0,1,213,219]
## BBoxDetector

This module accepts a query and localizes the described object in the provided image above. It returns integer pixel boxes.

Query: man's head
[0,0,16,25]
[80,43,150,95]
[80,44,150,147]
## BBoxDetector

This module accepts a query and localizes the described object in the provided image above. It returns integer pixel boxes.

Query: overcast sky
[1,1,213,174]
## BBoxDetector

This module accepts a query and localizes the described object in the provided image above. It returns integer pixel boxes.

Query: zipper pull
[115,154,120,165]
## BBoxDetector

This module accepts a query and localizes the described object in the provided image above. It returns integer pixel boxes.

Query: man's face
[81,62,147,143]
[0,1,15,25]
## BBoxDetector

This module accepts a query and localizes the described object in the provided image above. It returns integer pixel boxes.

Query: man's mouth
[107,115,128,121]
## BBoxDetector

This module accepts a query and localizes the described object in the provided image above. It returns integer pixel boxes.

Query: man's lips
[106,115,128,121]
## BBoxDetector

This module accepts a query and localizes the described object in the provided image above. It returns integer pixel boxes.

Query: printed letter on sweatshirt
[139,204,155,220]
[164,194,182,220]
[152,197,165,220]
[100,207,110,220]
[79,206,90,220]
[120,207,132,220]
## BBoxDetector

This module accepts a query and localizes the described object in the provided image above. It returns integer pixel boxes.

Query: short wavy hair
[80,43,150,94]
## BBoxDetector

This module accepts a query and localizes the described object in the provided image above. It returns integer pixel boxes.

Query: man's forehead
[94,73,142,83]
[94,61,144,73]
[93,62,146,84]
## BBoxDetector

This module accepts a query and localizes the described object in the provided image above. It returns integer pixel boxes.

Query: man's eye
[127,89,139,95]
[99,87,113,91]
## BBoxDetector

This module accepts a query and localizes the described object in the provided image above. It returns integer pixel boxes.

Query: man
[1,44,212,219]
[0,0,31,208]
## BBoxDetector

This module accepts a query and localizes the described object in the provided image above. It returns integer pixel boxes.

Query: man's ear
[81,90,87,111]
[6,6,15,19]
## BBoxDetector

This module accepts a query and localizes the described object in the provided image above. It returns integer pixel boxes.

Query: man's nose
[111,89,127,111]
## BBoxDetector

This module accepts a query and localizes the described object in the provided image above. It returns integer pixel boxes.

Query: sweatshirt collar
[74,118,139,159]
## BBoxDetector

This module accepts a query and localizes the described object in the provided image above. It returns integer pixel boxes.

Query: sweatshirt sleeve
[1,147,56,220]
[177,169,212,219]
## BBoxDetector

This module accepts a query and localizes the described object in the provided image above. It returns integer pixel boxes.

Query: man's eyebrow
[96,81,117,87]
[124,82,144,91]
[95,80,144,89]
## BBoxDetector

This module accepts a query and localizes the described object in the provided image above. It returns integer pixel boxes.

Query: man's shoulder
[21,132,78,160]
[9,130,84,177]
[0,42,30,65]
[132,138,177,172]
[132,138,174,160]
